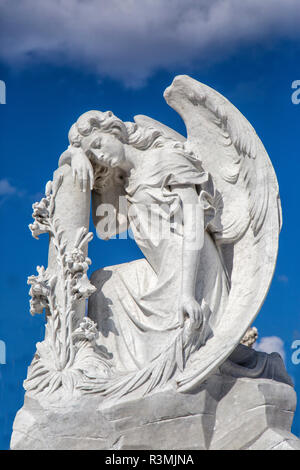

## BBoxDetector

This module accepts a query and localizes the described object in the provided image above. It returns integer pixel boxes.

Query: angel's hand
[70,148,94,192]
[179,295,203,330]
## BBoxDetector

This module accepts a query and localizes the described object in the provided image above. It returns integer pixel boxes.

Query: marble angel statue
[24,75,286,400]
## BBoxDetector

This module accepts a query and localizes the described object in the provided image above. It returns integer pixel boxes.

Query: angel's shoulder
[146,144,187,163]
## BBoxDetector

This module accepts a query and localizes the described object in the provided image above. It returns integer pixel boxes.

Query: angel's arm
[59,145,94,192]
[172,184,205,329]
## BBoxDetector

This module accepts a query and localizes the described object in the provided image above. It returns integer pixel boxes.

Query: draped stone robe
[88,147,229,392]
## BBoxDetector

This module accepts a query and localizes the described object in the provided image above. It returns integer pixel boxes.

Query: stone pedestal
[11,374,300,450]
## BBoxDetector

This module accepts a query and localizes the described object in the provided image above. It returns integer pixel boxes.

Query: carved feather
[164,75,281,242]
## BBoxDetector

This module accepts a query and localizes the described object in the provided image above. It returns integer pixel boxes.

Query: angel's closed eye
[91,137,102,149]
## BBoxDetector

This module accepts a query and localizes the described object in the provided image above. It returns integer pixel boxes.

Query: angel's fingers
[178,309,185,327]
[192,307,197,326]
[83,179,88,193]
[188,308,195,326]
[198,306,204,328]
[72,168,77,185]
[195,309,203,329]
[82,167,88,193]
[192,307,202,330]
[89,168,94,191]
[77,169,83,192]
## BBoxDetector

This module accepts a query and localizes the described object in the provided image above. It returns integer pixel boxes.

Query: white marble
[11,75,299,449]
[11,373,300,450]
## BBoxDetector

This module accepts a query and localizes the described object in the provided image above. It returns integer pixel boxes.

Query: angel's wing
[133,75,281,392]
[134,114,186,142]
[160,75,282,391]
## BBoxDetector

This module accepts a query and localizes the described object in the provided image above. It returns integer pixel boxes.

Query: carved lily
[73,317,98,343]
[66,248,91,275]
[26,175,99,397]
[71,274,96,300]
[28,266,49,315]
[29,193,53,239]
[32,198,50,222]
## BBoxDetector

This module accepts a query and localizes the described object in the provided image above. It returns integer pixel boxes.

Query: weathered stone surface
[11,374,300,450]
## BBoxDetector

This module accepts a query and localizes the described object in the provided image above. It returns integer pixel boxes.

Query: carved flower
[71,274,96,300]
[66,248,91,275]
[29,297,48,316]
[29,220,39,232]
[28,266,49,315]
[32,198,50,223]
[29,195,52,239]
[28,220,41,239]
[45,180,52,197]
[73,317,98,342]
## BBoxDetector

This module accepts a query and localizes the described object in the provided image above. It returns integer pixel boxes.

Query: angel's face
[82,131,125,168]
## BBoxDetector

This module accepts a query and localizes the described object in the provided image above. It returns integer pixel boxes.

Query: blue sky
[0,0,300,450]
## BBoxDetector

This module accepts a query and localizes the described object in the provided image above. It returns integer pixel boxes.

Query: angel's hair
[68,110,201,195]
[68,110,182,151]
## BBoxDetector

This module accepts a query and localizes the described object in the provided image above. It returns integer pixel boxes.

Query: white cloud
[0,179,17,196]
[1,0,300,87]
[254,336,286,362]
[0,178,42,206]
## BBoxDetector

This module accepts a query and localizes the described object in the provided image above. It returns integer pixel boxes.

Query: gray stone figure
[11,75,300,450]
